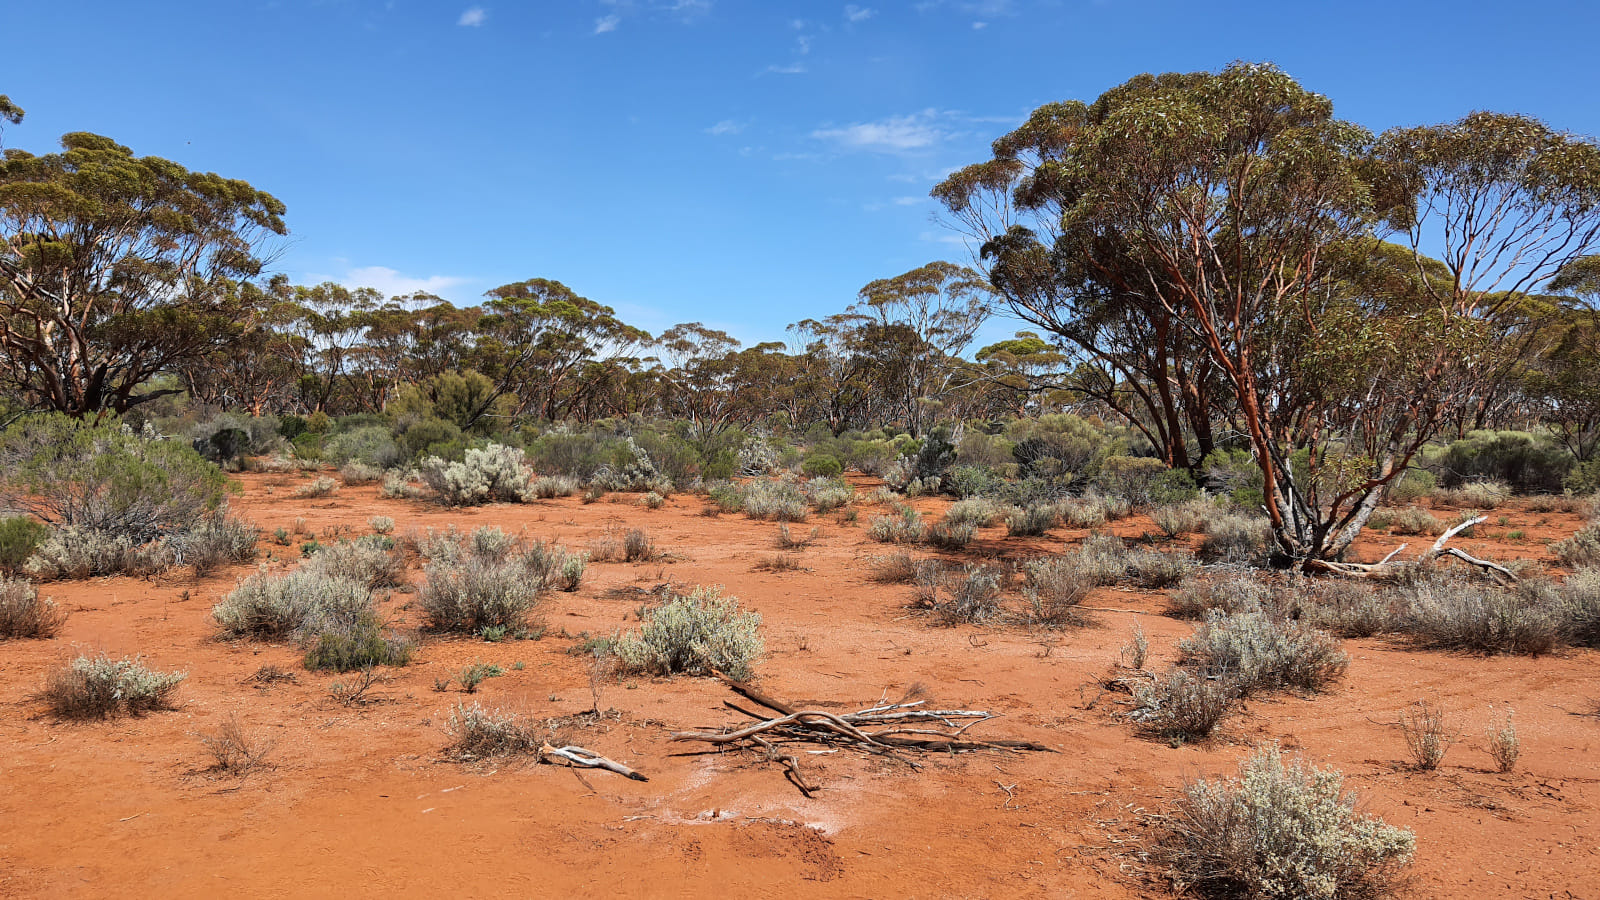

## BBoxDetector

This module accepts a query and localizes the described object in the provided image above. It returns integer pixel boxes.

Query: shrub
[1436,430,1572,494]
[445,702,542,758]
[803,476,854,512]
[0,576,67,639]
[1438,480,1511,510]
[379,469,424,500]
[1092,455,1170,508]
[614,586,763,679]
[1552,523,1600,568]
[1386,467,1437,503]
[304,536,407,590]
[623,528,655,562]
[944,497,1008,528]
[1148,499,1209,538]
[524,541,587,592]
[1393,575,1565,655]
[419,443,534,506]
[1197,511,1269,563]
[0,414,231,544]
[0,515,49,573]
[42,652,186,718]
[198,714,276,776]
[420,553,545,636]
[1132,670,1236,743]
[525,474,581,499]
[339,461,383,485]
[1167,575,1281,619]
[24,526,148,579]
[369,516,395,535]
[1153,745,1414,899]
[868,507,925,543]
[706,481,745,514]
[1566,459,1600,495]
[926,519,977,550]
[868,551,919,584]
[591,437,672,493]
[1301,580,1397,638]
[294,476,339,499]
[1399,700,1456,770]
[1072,532,1132,586]
[213,568,375,640]
[741,480,809,521]
[1559,567,1600,647]
[774,524,818,550]
[1125,548,1196,589]
[1023,558,1094,627]
[174,515,260,576]
[459,662,505,693]
[801,454,843,478]
[1180,610,1349,696]
[640,491,666,510]
[931,565,1004,626]
[1006,504,1057,537]
[1485,708,1519,773]
[303,616,415,671]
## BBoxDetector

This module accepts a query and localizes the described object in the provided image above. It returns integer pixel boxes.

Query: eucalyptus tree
[852,261,989,436]
[937,62,1600,567]
[0,127,286,416]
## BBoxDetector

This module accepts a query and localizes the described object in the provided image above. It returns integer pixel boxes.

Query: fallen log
[1309,515,1516,584]
[674,678,1053,795]
[539,743,648,781]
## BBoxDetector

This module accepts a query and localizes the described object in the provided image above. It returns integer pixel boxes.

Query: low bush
[172,516,260,576]
[198,714,276,776]
[1180,610,1349,696]
[868,551,919,584]
[1399,699,1456,770]
[1148,499,1210,538]
[926,519,977,550]
[1133,669,1236,743]
[944,497,1009,528]
[1385,505,1444,536]
[1092,455,1171,508]
[1071,532,1132,586]
[1393,575,1566,655]
[741,480,809,522]
[1152,745,1414,899]
[640,491,666,510]
[368,516,395,535]
[1552,522,1600,568]
[801,454,842,478]
[338,461,382,485]
[303,616,415,671]
[420,551,545,636]
[525,474,581,499]
[524,541,587,592]
[445,702,543,758]
[419,443,535,506]
[303,536,407,590]
[1023,558,1094,627]
[294,476,339,499]
[1006,504,1057,537]
[1196,511,1268,564]
[930,565,1004,626]
[868,507,925,543]
[0,576,67,639]
[1167,575,1282,619]
[0,515,49,573]
[41,652,186,718]
[803,476,854,513]
[213,567,375,640]
[379,469,424,500]
[614,586,762,679]
[1124,547,1196,589]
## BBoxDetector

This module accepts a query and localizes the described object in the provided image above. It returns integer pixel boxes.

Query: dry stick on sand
[670,672,1053,795]
[1311,515,1516,583]
[539,743,649,782]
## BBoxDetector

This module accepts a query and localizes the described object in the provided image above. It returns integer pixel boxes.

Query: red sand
[3,473,1596,898]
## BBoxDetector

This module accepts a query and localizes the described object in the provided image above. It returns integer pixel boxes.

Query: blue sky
[5,1,1599,350]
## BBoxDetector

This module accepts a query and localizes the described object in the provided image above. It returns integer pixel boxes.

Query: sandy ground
[2,473,1596,899]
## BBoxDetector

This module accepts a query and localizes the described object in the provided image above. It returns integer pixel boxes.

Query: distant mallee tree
[0,103,287,417]
[937,63,1600,567]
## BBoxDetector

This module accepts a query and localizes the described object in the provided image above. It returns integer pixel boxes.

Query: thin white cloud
[844,4,875,22]
[457,6,487,26]
[972,20,987,29]
[812,110,949,153]
[705,119,744,136]
[322,266,472,299]
[797,34,813,54]
[764,62,807,75]
[594,13,621,32]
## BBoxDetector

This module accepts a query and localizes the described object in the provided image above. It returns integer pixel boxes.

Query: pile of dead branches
[671,674,1052,796]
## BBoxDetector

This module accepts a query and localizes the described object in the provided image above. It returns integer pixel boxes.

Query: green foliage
[1154,745,1414,899]
[458,662,505,693]
[1435,430,1573,493]
[42,653,187,719]
[1566,459,1600,495]
[0,516,49,572]
[1092,455,1170,508]
[613,586,763,679]
[801,453,843,478]
[0,414,231,544]
[304,616,415,671]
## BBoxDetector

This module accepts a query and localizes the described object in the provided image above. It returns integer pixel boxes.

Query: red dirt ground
[3,473,1597,898]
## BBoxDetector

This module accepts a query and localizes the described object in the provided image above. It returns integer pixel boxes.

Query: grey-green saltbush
[420,551,545,636]
[42,652,186,719]
[613,586,762,679]
[1180,610,1348,696]
[213,567,375,640]
[419,443,534,506]
[0,576,67,639]
[1154,745,1414,900]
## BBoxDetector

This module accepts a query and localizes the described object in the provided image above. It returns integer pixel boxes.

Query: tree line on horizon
[3,62,1600,566]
